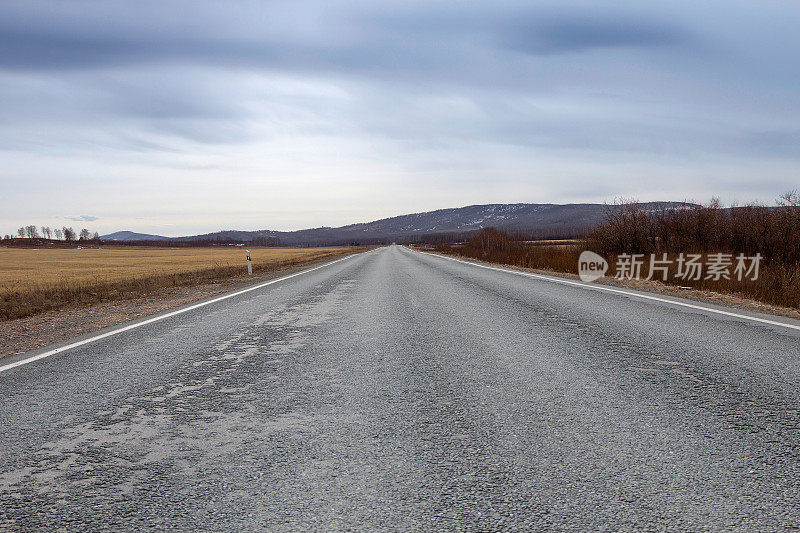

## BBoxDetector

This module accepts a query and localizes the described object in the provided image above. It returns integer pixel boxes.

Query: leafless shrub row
[434,192,800,309]
[589,192,800,265]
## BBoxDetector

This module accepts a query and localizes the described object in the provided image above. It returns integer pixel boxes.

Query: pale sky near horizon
[1,1,798,237]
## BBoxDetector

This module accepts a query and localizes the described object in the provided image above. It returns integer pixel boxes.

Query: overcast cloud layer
[1,0,798,235]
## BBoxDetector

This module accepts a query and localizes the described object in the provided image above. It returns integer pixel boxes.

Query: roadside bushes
[588,193,800,266]
[434,191,800,310]
[436,228,583,276]
[584,194,800,308]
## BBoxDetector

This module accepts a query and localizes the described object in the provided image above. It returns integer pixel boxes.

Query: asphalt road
[2,245,799,531]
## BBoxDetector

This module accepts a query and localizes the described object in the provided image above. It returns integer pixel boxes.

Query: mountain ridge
[101,201,694,245]
[100,230,171,241]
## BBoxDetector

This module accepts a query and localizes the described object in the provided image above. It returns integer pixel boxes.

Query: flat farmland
[0,245,362,321]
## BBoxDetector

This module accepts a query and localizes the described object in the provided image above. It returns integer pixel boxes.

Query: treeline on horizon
[1,232,285,248]
[435,191,800,309]
[3,225,99,242]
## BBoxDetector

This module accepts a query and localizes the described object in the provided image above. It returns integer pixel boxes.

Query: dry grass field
[0,245,362,320]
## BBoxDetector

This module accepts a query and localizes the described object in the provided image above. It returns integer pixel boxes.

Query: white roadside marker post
[246,250,252,275]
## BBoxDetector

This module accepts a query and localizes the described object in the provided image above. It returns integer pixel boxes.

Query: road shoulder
[417,248,800,329]
[0,253,362,360]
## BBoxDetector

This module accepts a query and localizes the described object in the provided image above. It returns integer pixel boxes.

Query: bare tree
[17,227,25,238]
[25,225,39,239]
[93,232,100,240]
[54,228,63,240]
[79,228,91,241]
[41,226,52,239]
[63,227,76,242]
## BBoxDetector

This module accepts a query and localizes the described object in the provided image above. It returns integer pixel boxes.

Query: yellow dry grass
[0,245,361,320]
[0,246,346,290]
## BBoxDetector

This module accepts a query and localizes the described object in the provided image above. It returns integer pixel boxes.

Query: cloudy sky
[1,0,798,236]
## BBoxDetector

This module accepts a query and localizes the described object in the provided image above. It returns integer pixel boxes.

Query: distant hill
[100,202,695,245]
[100,230,171,241]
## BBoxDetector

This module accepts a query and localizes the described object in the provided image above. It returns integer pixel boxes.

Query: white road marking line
[417,249,800,333]
[0,253,363,374]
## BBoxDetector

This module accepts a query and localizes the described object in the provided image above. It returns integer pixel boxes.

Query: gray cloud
[0,3,689,71]
[508,16,685,54]
[63,215,99,222]
[0,0,798,235]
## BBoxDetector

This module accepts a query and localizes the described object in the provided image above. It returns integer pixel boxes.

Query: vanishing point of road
[1,245,799,530]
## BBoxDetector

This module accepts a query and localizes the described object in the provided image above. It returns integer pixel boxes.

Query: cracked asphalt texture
[1,245,800,531]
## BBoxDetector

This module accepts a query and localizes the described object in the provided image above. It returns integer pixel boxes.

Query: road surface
[1,245,799,530]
